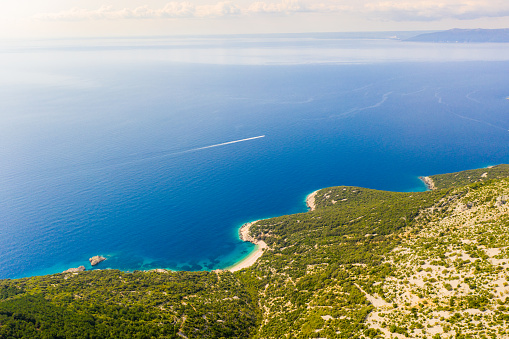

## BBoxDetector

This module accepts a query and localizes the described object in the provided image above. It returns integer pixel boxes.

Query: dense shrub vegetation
[0,271,257,338]
[430,164,509,190]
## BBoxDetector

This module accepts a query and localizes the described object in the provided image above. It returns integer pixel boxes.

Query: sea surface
[1,34,509,279]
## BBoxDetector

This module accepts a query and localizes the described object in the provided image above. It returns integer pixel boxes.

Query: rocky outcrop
[239,221,258,243]
[419,176,436,190]
[63,266,86,273]
[89,255,106,266]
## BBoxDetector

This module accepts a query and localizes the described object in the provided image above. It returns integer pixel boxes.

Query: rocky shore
[419,176,436,190]
[306,190,318,211]
[239,221,259,243]
[62,266,86,273]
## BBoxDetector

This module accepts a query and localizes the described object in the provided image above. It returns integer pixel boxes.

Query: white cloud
[246,0,349,14]
[33,0,509,21]
[34,6,115,21]
[34,2,241,20]
[33,1,336,21]
[32,0,351,21]
[363,1,509,21]
[248,0,307,14]
[195,2,242,17]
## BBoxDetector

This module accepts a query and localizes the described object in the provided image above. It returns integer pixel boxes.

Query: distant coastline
[406,28,509,43]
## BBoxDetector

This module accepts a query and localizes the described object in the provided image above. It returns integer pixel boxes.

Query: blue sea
[1,34,509,279]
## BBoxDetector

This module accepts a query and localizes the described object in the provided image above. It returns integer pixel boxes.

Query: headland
[419,175,436,190]
[306,190,318,211]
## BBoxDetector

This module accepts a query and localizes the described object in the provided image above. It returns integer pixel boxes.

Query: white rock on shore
[306,190,318,211]
[63,266,86,273]
[89,255,106,266]
[419,176,436,190]
[239,221,258,243]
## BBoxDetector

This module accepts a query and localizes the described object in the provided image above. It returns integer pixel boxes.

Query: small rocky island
[89,255,106,266]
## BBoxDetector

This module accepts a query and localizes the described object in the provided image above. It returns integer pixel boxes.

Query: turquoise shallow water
[1,36,509,279]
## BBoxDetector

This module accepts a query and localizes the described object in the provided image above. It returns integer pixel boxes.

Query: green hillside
[2,165,509,338]
[429,164,509,190]
[0,270,258,338]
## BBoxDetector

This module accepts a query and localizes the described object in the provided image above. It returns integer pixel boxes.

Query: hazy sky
[1,0,509,38]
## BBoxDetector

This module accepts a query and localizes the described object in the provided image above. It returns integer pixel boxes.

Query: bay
[1,35,509,278]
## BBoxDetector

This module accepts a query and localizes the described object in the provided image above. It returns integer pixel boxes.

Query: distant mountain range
[407,28,509,42]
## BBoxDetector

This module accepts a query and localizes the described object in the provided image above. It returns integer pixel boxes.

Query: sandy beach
[306,190,318,211]
[229,191,319,272]
[228,221,267,272]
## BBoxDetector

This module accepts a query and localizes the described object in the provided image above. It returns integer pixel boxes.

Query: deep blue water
[1,36,509,278]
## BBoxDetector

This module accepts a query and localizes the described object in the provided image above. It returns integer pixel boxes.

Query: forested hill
[406,28,509,43]
[2,165,509,338]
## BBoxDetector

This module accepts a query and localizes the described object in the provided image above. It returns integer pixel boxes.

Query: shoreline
[16,183,440,278]
[228,190,319,272]
[7,168,500,279]
[419,176,436,190]
[228,221,267,272]
[306,190,318,211]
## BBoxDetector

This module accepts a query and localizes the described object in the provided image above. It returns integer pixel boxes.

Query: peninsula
[2,164,509,338]
[407,28,509,43]
[419,175,436,190]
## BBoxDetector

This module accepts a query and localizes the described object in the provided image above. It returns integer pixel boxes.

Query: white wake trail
[5,135,267,186]
[135,135,267,163]
[187,135,266,153]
